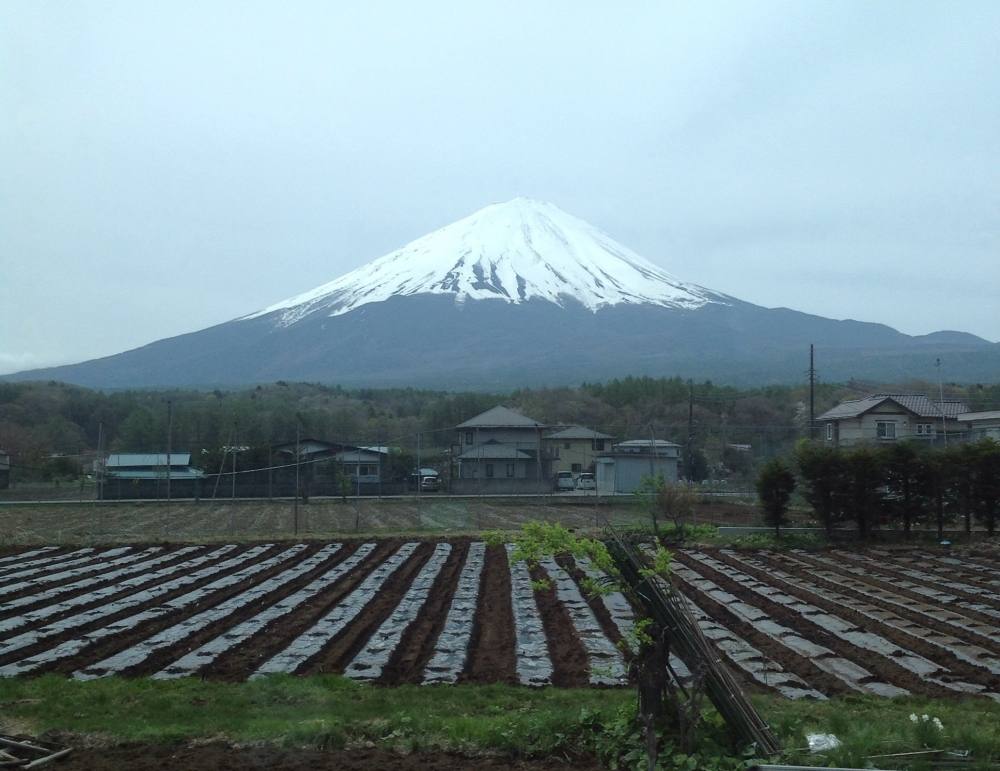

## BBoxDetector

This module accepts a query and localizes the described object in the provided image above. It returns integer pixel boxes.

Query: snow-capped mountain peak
[247,198,724,325]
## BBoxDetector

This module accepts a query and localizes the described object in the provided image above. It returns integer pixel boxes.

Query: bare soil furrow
[833,550,1000,611]
[676,551,952,698]
[0,547,61,571]
[75,543,353,679]
[203,540,400,680]
[0,546,208,619]
[300,543,433,675]
[538,556,626,685]
[0,544,281,671]
[380,541,470,684]
[462,544,517,684]
[672,562,862,696]
[528,563,590,687]
[249,543,425,677]
[154,543,376,679]
[0,548,131,589]
[715,549,1000,694]
[0,548,88,578]
[0,546,237,635]
[782,551,1000,650]
[13,544,314,677]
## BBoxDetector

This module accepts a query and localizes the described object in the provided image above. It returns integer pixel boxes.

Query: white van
[555,471,576,491]
[576,472,596,491]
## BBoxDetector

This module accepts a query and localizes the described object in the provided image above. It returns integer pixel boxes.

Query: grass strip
[2,676,1000,768]
[0,674,629,755]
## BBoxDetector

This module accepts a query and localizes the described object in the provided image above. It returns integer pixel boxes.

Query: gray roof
[108,469,205,480]
[959,410,1000,422]
[457,405,544,429]
[616,439,681,448]
[457,445,533,460]
[818,394,971,421]
[333,449,384,463]
[106,453,192,468]
[545,425,613,440]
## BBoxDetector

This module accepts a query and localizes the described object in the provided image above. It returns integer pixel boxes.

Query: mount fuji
[8,198,996,388]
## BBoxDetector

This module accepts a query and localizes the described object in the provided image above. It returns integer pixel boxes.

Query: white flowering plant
[909,713,946,748]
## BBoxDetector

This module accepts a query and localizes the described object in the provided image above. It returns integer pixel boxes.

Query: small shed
[595,439,681,494]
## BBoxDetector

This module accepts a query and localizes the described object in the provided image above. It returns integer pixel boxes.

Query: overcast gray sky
[2,0,998,375]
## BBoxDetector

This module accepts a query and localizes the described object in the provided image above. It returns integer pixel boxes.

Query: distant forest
[2,377,998,482]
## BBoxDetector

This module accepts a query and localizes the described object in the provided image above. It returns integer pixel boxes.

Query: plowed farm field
[0,542,997,701]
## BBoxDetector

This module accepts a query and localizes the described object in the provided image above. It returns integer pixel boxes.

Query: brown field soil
[50,743,603,770]
[671,546,1000,699]
[0,497,763,546]
[4,539,996,699]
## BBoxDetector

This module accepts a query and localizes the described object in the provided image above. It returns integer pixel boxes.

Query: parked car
[576,472,596,491]
[420,475,440,492]
[555,471,576,491]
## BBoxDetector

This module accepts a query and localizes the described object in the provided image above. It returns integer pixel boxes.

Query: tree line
[1,377,998,484]
[758,439,1000,538]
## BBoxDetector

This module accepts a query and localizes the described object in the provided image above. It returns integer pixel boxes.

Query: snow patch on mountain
[246,198,725,326]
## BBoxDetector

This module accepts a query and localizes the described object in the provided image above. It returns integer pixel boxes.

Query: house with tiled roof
[817,394,970,447]
[453,406,545,490]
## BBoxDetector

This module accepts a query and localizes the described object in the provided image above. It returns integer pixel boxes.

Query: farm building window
[486,463,494,478]
[826,423,833,441]
[505,463,514,477]
[876,421,896,440]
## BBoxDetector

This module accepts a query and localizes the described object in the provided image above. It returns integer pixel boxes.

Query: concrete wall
[450,478,550,495]
[458,458,533,480]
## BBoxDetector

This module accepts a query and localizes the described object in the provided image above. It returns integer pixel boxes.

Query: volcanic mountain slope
[244,197,727,323]
[7,198,996,388]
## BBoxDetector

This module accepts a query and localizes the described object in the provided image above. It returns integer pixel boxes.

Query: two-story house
[544,425,614,476]
[453,406,545,492]
[818,394,970,447]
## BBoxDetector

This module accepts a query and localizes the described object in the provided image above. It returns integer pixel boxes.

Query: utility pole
[687,379,695,480]
[293,420,300,536]
[808,344,816,441]
[166,400,173,507]
[231,421,237,499]
[416,431,422,503]
[96,422,105,502]
[936,358,948,446]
